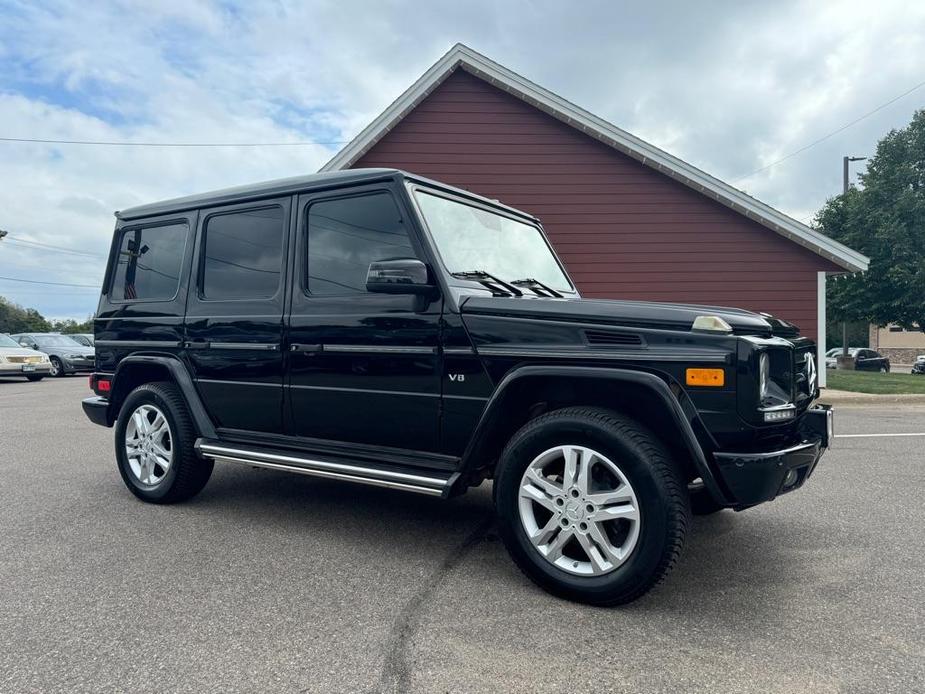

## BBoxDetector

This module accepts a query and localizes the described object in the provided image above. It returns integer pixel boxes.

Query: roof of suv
[116,168,539,223]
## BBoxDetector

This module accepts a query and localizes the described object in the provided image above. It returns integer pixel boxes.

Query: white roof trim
[321,43,869,273]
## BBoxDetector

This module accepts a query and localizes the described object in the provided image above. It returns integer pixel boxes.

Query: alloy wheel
[124,404,173,486]
[518,444,640,576]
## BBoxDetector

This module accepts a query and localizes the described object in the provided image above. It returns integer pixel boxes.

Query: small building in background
[870,324,925,364]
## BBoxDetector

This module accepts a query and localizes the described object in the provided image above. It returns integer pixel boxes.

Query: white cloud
[1,0,923,317]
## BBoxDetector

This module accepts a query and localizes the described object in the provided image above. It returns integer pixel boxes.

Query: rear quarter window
[109,222,188,302]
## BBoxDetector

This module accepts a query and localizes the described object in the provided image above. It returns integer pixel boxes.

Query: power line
[0,275,100,288]
[734,79,925,183]
[2,236,106,258]
[0,136,350,147]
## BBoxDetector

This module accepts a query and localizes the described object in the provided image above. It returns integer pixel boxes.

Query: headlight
[759,353,770,400]
[66,354,82,359]
[758,349,794,415]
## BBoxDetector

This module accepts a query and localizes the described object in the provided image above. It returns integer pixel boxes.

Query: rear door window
[110,222,188,302]
[200,206,285,300]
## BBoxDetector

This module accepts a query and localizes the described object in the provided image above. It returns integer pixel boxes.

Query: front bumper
[0,362,52,376]
[62,357,95,372]
[713,405,833,508]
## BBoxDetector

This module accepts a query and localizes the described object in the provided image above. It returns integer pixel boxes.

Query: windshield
[414,190,573,292]
[34,335,84,348]
[0,334,20,348]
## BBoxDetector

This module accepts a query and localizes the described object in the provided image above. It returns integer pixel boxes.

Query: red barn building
[321,44,868,385]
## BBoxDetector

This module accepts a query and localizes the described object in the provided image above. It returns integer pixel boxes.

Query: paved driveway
[1,378,923,693]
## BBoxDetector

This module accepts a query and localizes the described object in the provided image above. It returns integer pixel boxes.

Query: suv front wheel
[494,407,689,606]
[115,382,213,503]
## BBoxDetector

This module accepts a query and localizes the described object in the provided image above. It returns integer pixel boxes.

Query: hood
[0,347,49,358]
[460,296,798,337]
[37,343,94,356]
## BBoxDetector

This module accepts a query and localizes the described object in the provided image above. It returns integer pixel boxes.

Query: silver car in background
[0,333,52,381]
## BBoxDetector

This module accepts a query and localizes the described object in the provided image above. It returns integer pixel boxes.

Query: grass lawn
[826,369,925,394]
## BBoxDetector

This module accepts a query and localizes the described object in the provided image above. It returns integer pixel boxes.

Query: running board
[195,440,456,497]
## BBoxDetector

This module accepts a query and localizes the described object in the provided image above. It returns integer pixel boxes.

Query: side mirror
[366,258,435,296]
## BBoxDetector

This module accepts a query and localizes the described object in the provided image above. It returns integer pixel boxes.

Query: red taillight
[90,374,111,394]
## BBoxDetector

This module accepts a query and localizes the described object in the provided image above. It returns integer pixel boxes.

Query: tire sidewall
[49,357,63,377]
[496,412,678,603]
[115,386,185,502]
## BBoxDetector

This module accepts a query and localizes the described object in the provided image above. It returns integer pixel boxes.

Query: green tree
[818,109,925,333]
[0,296,52,333]
[49,316,94,333]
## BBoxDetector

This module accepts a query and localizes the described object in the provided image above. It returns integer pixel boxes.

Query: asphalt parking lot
[1,378,923,693]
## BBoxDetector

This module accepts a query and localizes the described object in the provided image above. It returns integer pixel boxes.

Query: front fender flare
[456,365,728,505]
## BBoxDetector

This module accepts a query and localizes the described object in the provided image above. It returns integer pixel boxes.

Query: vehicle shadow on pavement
[195,463,812,619]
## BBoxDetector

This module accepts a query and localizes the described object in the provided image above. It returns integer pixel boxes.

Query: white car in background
[0,333,51,382]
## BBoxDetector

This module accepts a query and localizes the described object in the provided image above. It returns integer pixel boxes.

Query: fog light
[783,469,799,487]
[763,408,795,422]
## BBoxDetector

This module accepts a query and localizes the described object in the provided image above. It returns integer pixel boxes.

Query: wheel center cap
[565,501,584,521]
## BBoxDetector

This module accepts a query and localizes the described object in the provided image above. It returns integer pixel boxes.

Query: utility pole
[838,156,866,362]
[843,156,866,195]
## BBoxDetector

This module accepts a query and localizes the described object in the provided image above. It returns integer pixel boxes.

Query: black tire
[49,356,64,377]
[114,381,213,504]
[689,483,725,515]
[494,407,690,606]
[880,365,889,373]
[25,375,45,382]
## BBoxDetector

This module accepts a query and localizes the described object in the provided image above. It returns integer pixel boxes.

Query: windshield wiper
[510,277,563,298]
[451,270,523,297]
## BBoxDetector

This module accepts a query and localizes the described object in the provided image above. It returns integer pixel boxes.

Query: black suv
[82,169,832,605]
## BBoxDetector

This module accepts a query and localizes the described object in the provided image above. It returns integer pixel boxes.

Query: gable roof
[321,43,868,273]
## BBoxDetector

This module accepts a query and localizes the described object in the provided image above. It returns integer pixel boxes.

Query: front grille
[794,345,818,399]
[7,356,42,364]
[584,330,644,347]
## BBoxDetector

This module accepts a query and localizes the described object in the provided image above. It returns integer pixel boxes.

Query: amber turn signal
[685,368,725,387]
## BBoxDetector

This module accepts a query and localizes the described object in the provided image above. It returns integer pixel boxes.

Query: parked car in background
[853,348,891,372]
[912,355,925,375]
[11,333,95,377]
[69,333,95,348]
[0,333,51,381]
[824,347,842,369]
[825,347,890,372]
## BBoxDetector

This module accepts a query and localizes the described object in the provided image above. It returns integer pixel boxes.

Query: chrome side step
[195,440,454,497]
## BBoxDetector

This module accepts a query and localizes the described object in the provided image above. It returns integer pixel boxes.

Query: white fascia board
[322,44,869,274]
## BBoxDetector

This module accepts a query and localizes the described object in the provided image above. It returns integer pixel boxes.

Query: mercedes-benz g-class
[82,169,832,605]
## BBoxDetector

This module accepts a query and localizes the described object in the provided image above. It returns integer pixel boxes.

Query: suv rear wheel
[494,407,689,606]
[115,381,213,503]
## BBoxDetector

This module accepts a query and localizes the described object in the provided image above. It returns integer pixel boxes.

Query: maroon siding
[353,69,841,338]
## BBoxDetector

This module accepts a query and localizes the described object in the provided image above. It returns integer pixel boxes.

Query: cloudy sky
[1,0,923,319]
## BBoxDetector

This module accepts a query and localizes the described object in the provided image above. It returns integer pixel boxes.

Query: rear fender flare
[109,354,215,438]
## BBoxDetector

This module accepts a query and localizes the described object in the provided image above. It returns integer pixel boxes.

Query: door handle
[185,340,211,350]
[290,343,323,354]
